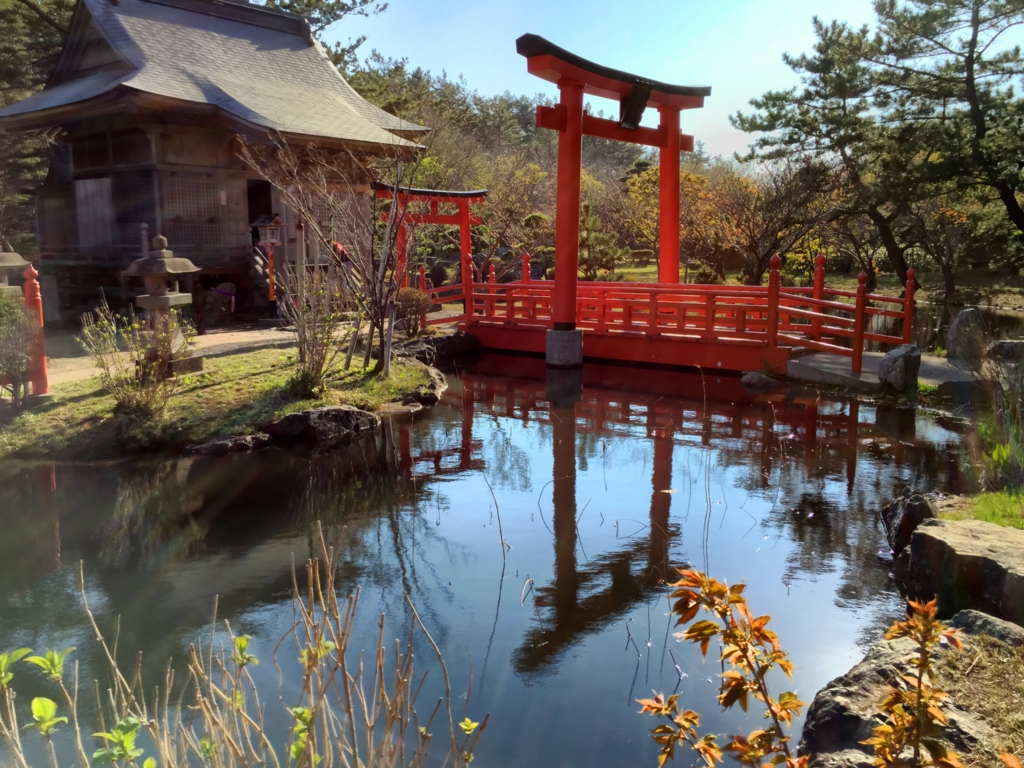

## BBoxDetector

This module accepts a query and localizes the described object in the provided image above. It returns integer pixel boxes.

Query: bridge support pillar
[545,328,583,368]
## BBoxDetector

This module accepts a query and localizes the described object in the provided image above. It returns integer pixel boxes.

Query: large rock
[401,364,448,406]
[261,406,379,443]
[935,379,992,406]
[946,308,987,360]
[904,518,1024,625]
[880,489,935,554]
[987,339,1024,362]
[877,344,921,393]
[800,635,997,767]
[397,331,480,366]
[740,371,784,394]
[186,433,272,456]
[951,609,1024,646]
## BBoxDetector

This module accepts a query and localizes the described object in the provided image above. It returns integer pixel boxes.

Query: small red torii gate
[371,182,487,295]
[516,34,709,366]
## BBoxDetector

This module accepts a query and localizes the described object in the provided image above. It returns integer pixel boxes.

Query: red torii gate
[516,34,709,366]
[371,182,487,295]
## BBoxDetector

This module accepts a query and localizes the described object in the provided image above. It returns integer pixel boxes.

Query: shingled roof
[0,0,426,150]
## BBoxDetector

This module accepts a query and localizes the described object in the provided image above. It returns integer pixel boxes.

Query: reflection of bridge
[394,358,920,674]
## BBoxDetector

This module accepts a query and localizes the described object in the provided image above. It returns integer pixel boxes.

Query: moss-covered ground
[0,346,430,461]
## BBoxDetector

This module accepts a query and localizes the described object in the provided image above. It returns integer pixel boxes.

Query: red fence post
[812,252,825,339]
[852,271,867,375]
[489,263,496,284]
[418,265,428,331]
[522,252,531,283]
[902,268,916,344]
[766,254,781,348]
[22,265,48,397]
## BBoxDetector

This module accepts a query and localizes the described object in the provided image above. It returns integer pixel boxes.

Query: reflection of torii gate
[371,182,487,296]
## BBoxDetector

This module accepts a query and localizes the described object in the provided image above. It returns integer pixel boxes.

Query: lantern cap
[0,251,29,270]
[123,234,200,277]
[250,213,284,228]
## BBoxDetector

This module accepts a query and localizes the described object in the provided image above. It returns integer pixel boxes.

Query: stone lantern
[0,251,29,299]
[123,234,204,376]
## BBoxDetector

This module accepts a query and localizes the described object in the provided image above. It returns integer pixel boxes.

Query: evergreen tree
[0,0,73,251]
[578,202,628,280]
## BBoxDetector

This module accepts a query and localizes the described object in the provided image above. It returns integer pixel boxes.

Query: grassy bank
[0,346,431,461]
[935,491,1024,529]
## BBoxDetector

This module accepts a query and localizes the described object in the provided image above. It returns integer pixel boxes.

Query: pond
[0,354,981,767]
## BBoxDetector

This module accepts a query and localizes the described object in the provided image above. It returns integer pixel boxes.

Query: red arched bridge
[400,36,915,374]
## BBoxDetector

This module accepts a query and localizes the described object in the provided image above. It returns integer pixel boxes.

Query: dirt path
[45,324,298,386]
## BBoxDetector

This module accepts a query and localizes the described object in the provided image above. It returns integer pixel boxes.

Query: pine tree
[578,203,628,280]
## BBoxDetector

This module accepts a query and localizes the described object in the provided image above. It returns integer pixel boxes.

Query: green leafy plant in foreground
[0,527,486,768]
[21,697,66,737]
[92,716,144,764]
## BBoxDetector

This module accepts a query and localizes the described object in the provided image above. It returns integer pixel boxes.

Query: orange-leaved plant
[861,598,964,768]
[638,569,807,768]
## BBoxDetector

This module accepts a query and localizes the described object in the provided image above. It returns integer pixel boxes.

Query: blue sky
[327,0,879,157]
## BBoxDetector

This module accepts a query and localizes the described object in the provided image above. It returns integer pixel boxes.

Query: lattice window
[163,173,220,248]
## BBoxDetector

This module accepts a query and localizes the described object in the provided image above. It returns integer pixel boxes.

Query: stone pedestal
[545,328,583,368]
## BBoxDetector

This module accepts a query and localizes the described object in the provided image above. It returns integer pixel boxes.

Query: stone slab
[787,350,973,392]
[906,519,1024,625]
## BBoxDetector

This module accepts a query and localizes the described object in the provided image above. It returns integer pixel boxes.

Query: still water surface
[0,354,979,766]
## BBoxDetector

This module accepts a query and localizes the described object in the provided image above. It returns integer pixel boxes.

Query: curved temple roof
[0,0,426,149]
[516,33,710,109]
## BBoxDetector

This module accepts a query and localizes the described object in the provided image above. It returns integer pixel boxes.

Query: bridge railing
[422,253,915,374]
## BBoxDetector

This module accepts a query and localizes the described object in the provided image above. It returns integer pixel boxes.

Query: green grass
[939,491,1024,529]
[0,346,430,461]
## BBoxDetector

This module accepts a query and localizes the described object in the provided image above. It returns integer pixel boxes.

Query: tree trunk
[961,3,1024,237]
[865,207,910,286]
[941,260,957,305]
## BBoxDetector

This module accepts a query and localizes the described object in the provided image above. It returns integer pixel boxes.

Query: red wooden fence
[418,253,914,374]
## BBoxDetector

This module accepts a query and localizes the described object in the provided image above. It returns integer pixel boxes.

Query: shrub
[396,287,432,338]
[428,262,449,288]
[689,262,723,285]
[639,570,990,768]
[78,301,194,418]
[0,291,35,406]
[0,533,485,768]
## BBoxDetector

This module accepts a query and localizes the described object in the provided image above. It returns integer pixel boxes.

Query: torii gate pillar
[659,105,682,284]
[548,78,585,368]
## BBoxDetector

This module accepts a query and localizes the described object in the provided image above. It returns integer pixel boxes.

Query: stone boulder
[799,636,995,766]
[400,364,448,406]
[740,371,784,394]
[261,406,379,444]
[186,433,271,456]
[904,519,1024,625]
[946,308,987,360]
[935,379,992,406]
[880,489,935,555]
[397,331,480,366]
[877,344,921,393]
[951,609,1024,646]
[987,339,1024,362]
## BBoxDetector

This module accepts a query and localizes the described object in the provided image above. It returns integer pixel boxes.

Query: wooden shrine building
[0,0,425,314]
